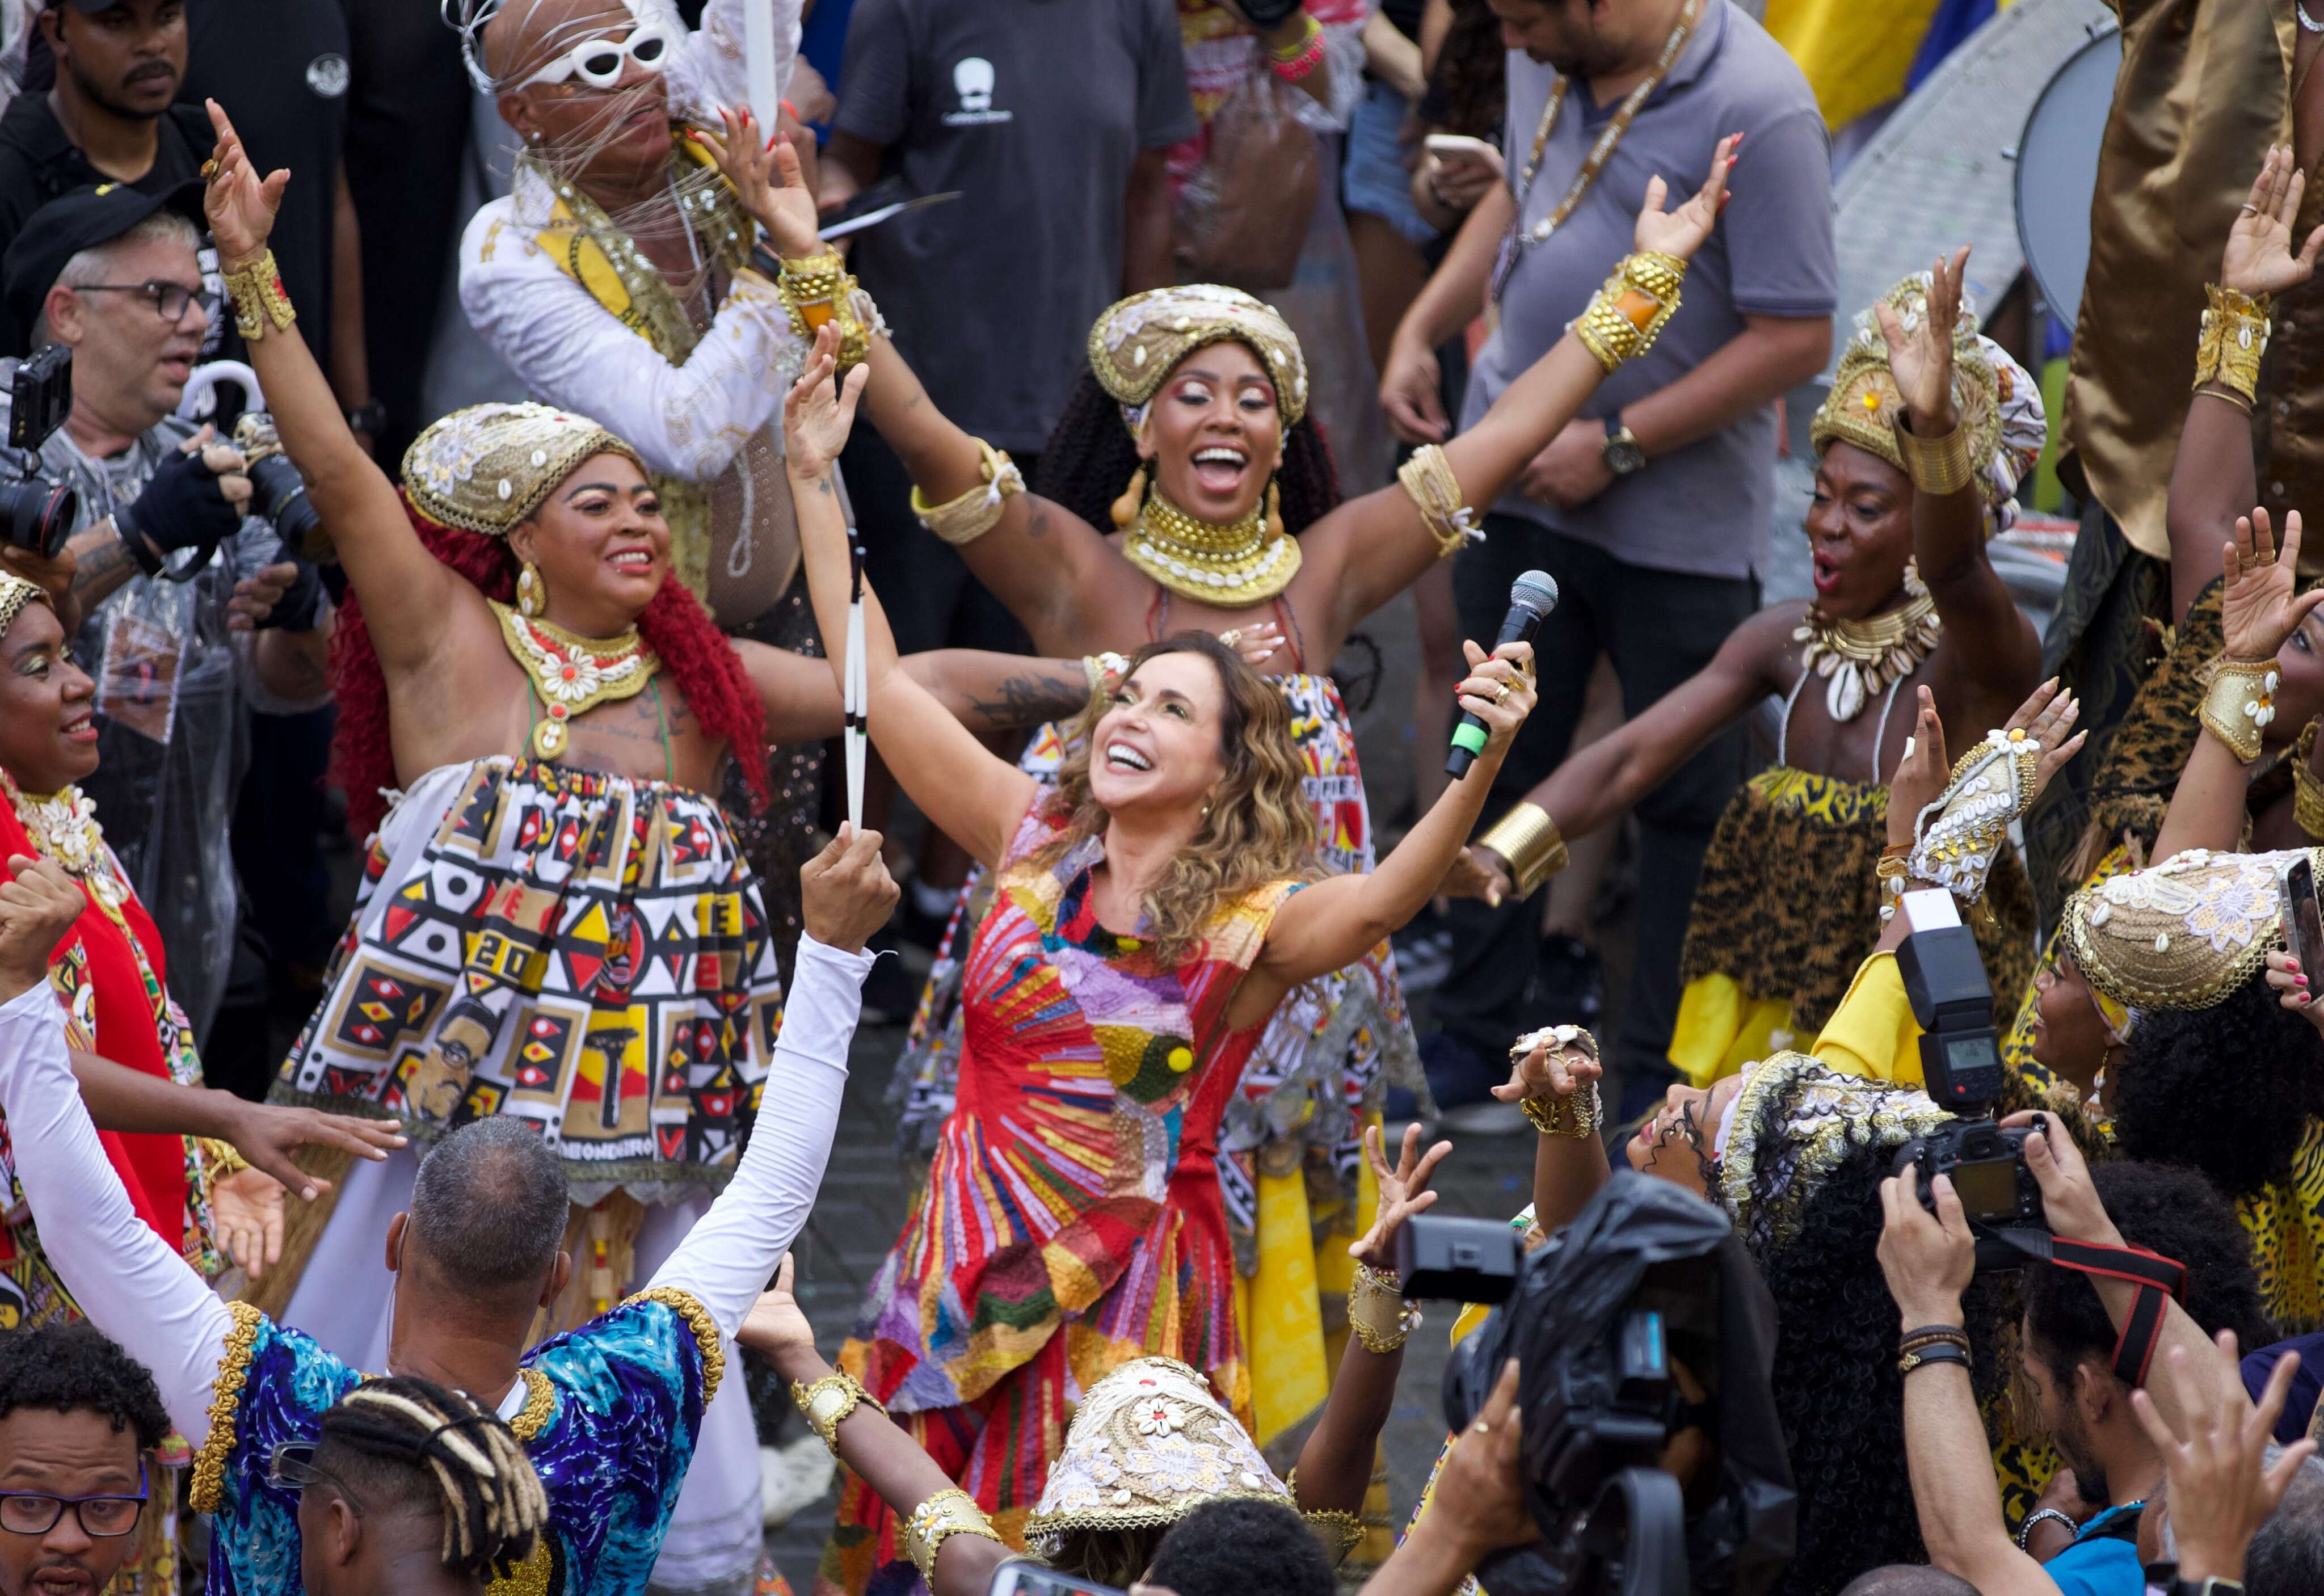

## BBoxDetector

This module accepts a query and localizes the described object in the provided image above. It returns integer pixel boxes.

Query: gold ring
[200,156,220,182]
[1218,629,1242,650]
[1493,682,1512,706]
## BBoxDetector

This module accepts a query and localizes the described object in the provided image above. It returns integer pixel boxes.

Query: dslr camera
[0,347,78,559]
[1889,890,2048,1271]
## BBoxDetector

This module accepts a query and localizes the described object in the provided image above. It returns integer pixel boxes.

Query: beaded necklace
[491,600,662,761]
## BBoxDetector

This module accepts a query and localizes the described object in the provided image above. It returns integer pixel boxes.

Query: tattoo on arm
[962,667,1092,731]
[68,529,129,601]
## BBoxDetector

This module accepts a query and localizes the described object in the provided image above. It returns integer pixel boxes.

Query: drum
[2014,24,2121,325]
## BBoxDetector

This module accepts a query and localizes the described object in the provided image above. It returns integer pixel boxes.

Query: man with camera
[0,178,326,1046]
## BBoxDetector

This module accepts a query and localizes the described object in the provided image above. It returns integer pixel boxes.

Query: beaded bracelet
[1268,14,1326,84]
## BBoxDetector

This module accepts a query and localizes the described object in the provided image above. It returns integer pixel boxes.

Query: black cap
[3,179,207,348]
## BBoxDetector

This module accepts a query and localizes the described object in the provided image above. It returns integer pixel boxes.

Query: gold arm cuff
[2199,655,2280,763]
[1476,801,1568,899]
[189,1300,267,1514]
[1573,251,1686,373]
[791,1369,886,1457]
[1519,1079,1602,1138]
[776,252,872,369]
[221,248,295,341]
[1893,412,1976,498]
[1348,1261,1421,1354]
[1395,443,1477,559]
[910,439,1024,546]
[622,1285,727,1404]
[2194,283,2271,406]
[903,1488,1003,1584]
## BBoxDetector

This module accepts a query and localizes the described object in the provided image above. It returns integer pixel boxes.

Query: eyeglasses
[71,282,217,325]
[516,22,671,90]
[0,1462,148,1538]
[267,1442,364,1516]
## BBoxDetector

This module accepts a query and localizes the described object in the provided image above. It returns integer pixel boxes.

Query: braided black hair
[1033,370,1343,541]
[0,1322,168,1451]
[312,1375,550,1579]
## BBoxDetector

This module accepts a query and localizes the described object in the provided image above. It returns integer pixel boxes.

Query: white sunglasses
[517,20,672,90]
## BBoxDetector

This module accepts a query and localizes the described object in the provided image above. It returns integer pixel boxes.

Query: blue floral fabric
[201,1294,712,1596]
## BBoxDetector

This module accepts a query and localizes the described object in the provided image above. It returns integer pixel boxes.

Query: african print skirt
[271,756,782,1194]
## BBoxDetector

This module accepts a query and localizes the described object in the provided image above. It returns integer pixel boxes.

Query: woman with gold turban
[1462,251,2052,1092]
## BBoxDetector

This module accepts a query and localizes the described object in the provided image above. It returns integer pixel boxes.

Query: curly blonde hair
[1034,632,1319,967]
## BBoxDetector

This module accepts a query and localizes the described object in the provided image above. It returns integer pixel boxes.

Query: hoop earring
[1111,462,1150,530]
[517,561,546,618]
[1264,477,1284,542]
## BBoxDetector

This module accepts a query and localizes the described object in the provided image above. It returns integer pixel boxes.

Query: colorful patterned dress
[193,1290,721,1596]
[823,807,1303,1590]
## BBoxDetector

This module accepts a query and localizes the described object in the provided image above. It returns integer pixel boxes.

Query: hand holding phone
[1420,134,1504,212]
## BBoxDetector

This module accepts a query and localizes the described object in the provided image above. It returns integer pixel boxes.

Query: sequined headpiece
[2062,847,2302,1012]
[1024,1358,1350,1560]
[1717,1054,1951,1250]
[0,571,52,641]
[1089,286,1308,432]
[402,402,649,538]
[1809,273,2047,535]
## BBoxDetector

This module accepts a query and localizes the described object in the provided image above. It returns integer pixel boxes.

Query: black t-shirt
[180,0,349,373]
[0,96,212,353]
[836,0,1198,452]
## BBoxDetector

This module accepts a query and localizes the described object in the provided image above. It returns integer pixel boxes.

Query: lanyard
[1489,0,1703,305]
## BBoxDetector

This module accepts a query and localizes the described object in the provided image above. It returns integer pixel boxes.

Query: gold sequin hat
[0,571,52,640]
[1089,285,1308,431]
[2062,846,2304,1012]
[1717,1053,1951,1249]
[1809,273,2047,534]
[401,402,649,537]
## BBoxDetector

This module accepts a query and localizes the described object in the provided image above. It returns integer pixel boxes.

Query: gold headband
[0,572,53,641]
[1089,285,1308,431]
[2062,846,2298,1012]
[401,402,650,537]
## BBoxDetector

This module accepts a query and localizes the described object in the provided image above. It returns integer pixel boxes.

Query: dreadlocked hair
[1033,369,1342,538]
[1034,631,1320,968]
[314,1376,550,1580]
[330,495,770,837]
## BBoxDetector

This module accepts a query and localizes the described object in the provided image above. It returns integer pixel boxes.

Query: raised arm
[784,334,1039,867]
[2166,148,2322,625]
[644,829,887,1335]
[737,639,1094,744]
[1315,136,1738,635]
[202,100,460,676]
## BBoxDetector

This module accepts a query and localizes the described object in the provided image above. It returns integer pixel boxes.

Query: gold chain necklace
[1125,489,1300,604]
[491,601,660,760]
[14,783,128,914]
[1793,590,1942,723]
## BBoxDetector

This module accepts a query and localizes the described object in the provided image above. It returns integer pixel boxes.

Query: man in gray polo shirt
[1382,0,1834,1119]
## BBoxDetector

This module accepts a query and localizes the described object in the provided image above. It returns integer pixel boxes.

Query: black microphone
[1445,570,1557,778]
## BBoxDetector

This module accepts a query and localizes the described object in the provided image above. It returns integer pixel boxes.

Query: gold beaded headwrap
[1717,1053,1950,1251]
[2061,846,2301,1012]
[0,571,52,640]
[1088,285,1308,431]
[401,403,649,538]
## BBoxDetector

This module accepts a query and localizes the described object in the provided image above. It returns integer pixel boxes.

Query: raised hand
[782,324,871,481]
[1455,638,1538,763]
[1349,1122,1452,1270]
[1633,132,1737,263]
[1489,1024,1601,1111]
[201,99,289,264]
[2220,507,2324,662]
[738,1255,823,1378]
[210,1167,286,1281]
[1877,246,1970,432]
[693,106,823,261]
[2220,145,2324,301]
[2003,676,2088,801]
[0,856,84,1000]
[800,824,899,955]
[2129,1333,2318,1584]
[1885,688,1951,849]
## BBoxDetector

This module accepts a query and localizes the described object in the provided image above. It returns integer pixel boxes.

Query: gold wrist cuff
[2195,283,2271,407]
[2199,655,2280,763]
[1348,1261,1420,1353]
[777,252,872,369]
[1395,443,1477,559]
[910,438,1024,546]
[221,248,295,340]
[1574,251,1686,373]
[1893,412,1976,498]
[1520,1078,1602,1138]
[1083,650,1129,699]
[1476,801,1568,899]
[199,1138,250,1181]
[903,1488,1002,1584]
[791,1370,885,1457]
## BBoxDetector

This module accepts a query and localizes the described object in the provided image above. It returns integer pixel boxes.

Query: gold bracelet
[902,1488,1002,1584]
[2199,655,2280,763]
[1083,650,1129,698]
[791,1370,885,1456]
[910,439,1024,546]
[1519,1079,1601,1138]
[776,251,871,370]
[1573,251,1687,373]
[221,248,295,340]
[1395,443,1476,559]
[1893,412,1976,498]
[200,1138,250,1181]
[2194,283,2271,406]
[1475,801,1569,899]
[1348,1261,1421,1353]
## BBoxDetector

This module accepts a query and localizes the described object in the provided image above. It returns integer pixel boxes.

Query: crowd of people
[0,2,2319,1596]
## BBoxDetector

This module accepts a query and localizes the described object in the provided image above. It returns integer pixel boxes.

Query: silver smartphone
[988,1560,1127,1596]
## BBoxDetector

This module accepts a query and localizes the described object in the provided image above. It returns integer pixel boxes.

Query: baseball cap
[3,179,207,348]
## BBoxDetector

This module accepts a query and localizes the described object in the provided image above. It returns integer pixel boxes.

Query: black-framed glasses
[0,1460,148,1538]
[266,1442,364,1515]
[70,282,217,324]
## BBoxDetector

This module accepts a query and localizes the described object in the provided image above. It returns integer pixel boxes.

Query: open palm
[2221,508,2324,662]
[1632,133,1737,262]
[1877,247,1969,426]
[200,99,288,263]
[695,106,823,260]
[1349,1123,1451,1270]
[2221,145,2324,301]
[782,325,869,479]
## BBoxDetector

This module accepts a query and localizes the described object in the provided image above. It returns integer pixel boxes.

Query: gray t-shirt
[838,0,1199,454]
[1458,3,1834,579]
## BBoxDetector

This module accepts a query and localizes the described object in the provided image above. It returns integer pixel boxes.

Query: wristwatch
[1601,415,1646,476]
[344,398,388,436]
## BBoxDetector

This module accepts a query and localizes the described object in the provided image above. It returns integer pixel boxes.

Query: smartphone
[2285,857,2324,979]
[988,1560,1126,1596]
[1424,133,1500,161]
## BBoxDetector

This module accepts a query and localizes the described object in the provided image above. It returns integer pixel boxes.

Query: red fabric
[0,805,187,1247]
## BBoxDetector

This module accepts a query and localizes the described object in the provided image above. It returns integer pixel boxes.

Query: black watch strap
[344,398,388,436]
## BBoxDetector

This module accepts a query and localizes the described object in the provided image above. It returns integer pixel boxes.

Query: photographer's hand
[1358,1360,1536,1596]
[115,429,250,575]
[2131,1335,2315,1584]
[2002,1110,2120,1249]
[1877,1170,1974,1330]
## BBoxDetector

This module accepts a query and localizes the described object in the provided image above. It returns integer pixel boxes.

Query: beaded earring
[1110,462,1150,530]
[517,561,546,618]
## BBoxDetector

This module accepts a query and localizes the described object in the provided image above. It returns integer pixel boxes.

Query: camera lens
[245,453,320,555]
[0,475,75,559]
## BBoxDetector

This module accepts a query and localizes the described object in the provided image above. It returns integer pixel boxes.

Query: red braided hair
[330,496,771,837]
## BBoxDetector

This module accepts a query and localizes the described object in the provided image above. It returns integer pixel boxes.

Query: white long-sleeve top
[0,930,870,1452]
[460,0,807,484]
